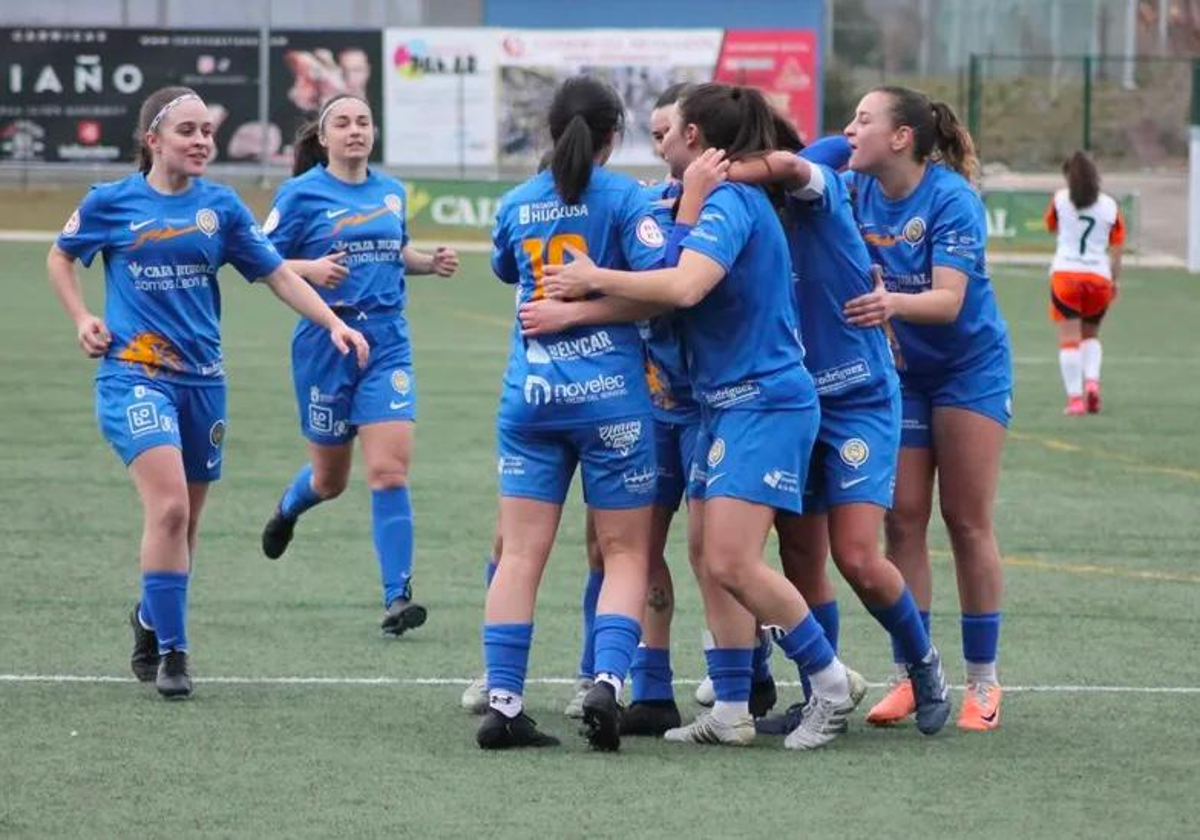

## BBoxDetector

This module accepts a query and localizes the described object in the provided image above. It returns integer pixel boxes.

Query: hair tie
[147,93,200,133]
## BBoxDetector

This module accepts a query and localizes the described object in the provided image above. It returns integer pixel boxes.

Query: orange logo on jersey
[116,332,184,376]
[863,232,900,247]
[131,225,199,250]
[645,358,676,410]
[330,207,390,236]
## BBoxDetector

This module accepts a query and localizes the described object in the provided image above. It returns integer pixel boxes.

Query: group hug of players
[49,71,1049,755]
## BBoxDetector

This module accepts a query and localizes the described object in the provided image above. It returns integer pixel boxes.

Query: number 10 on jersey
[521,234,588,300]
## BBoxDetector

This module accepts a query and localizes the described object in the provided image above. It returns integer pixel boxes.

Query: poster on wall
[713,30,819,143]
[383,28,499,168]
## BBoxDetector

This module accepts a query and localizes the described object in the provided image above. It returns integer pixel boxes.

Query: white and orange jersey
[1045,189,1126,279]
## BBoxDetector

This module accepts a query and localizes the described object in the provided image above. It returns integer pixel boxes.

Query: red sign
[714,30,818,142]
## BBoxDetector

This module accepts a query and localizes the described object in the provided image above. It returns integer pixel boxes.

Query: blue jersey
[55,173,283,387]
[264,165,410,314]
[491,166,665,429]
[785,162,897,402]
[846,165,1010,378]
[677,182,815,411]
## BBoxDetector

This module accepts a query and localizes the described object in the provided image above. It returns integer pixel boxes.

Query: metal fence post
[1082,54,1093,151]
[1188,58,1200,272]
[967,53,981,149]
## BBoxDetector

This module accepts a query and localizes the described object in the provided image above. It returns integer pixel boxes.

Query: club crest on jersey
[391,369,411,395]
[62,208,81,236]
[637,216,665,248]
[196,208,219,238]
[902,216,926,245]
[839,438,870,469]
[262,207,280,235]
[209,419,226,447]
[385,194,404,218]
[707,438,726,468]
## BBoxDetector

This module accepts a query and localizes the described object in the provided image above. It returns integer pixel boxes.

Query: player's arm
[46,244,110,358]
[543,245,724,308]
[518,296,668,337]
[285,254,348,289]
[402,244,459,277]
[1109,208,1127,287]
[727,151,813,192]
[844,266,966,327]
[261,264,370,367]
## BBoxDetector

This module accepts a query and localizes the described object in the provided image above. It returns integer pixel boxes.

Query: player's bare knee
[366,466,408,491]
[311,470,349,499]
[150,494,190,539]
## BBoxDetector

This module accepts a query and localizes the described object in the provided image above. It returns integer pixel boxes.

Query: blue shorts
[497,416,657,510]
[653,418,701,510]
[687,407,819,515]
[900,360,1013,448]
[96,374,226,483]
[292,313,417,445]
[803,391,900,513]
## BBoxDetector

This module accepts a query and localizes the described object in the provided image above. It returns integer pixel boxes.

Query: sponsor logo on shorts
[205,456,222,470]
[901,417,928,431]
[497,455,525,476]
[813,360,871,395]
[308,404,334,434]
[839,475,870,490]
[391,369,411,395]
[309,386,337,406]
[522,373,627,406]
[523,374,552,405]
[389,400,411,411]
[839,438,870,469]
[622,467,656,495]
[598,420,642,456]
[704,382,761,409]
[707,438,726,468]
[1005,394,1014,418]
[126,402,161,437]
[208,419,225,447]
[195,208,219,238]
[763,469,800,493]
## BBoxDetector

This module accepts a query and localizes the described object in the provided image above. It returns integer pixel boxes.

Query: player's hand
[843,266,895,327]
[75,313,111,358]
[682,147,729,202]
[542,244,597,300]
[329,322,370,368]
[518,299,579,336]
[307,252,349,289]
[431,246,459,277]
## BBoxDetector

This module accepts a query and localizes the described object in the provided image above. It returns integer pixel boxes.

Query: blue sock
[962,612,1002,664]
[892,609,932,664]
[705,647,753,702]
[484,556,498,589]
[799,600,840,697]
[142,571,188,654]
[871,589,932,665]
[483,623,533,695]
[776,612,835,677]
[630,646,674,702]
[371,486,414,608]
[592,613,641,684]
[751,630,772,683]
[136,597,154,631]
[280,464,322,519]
[577,570,604,679]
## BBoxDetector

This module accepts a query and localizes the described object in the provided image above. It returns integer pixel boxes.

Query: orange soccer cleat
[957,682,1003,731]
[865,676,915,726]
[1064,396,1086,416]
[1085,379,1102,414]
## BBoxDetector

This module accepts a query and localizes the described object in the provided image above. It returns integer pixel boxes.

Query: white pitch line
[2,674,1199,694]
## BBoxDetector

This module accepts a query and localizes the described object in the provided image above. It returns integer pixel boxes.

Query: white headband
[317,96,368,133]
[148,93,201,133]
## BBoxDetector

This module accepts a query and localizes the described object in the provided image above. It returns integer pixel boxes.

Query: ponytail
[1063,150,1100,209]
[546,76,625,205]
[875,86,980,182]
[930,100,978,182]
[292,119,327,177]
[551,114,595,205]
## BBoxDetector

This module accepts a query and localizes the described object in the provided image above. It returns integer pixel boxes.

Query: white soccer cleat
[694,676,715,707]
[784,666,868,750]
[564,677,594,719]
[461,674,489,715]
[664,711,755,746]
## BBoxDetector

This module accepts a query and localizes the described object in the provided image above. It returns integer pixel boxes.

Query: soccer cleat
[749,676,778,718]
[783,668,866,751]
[907,647,952,735]
[580,681,623,752]
[865,675,915,726]
[694,676,715,707]
[476,709,560,750]
[461,674,488,715]
[755,701,805,736]
[1064,396,1086,416]
[564,677,594,718]
[1085,379,1102,414]
[155,650,192,700]
[129,605,159,683]
[380,599,427,638]
[957,682,1003,731]
[663,711,755,746]
[619,700,682,736]
[261,505,297,560]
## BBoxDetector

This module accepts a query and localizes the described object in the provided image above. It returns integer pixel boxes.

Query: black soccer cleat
[476,709,560,750]
[750,675,778,718]
[261,505,297,560]
[581,681,623,752]
[619,700,682,737]
[156,650,193,700]
[755,701,806,735]
[129,605,159,683]
[380,599,427,638]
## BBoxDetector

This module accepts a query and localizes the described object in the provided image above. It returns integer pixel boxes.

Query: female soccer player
[842,87,1012,731]
[257,94,458,637]
[1045,151,1124,415]
[545,83,864,751]
[47,86,370,700]
[478,76,665,752]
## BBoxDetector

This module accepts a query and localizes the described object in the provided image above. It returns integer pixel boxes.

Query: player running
[843,86,1012,731]
[47,86,369,700]
[257,94,458,637]
[1045,150,1124,415]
